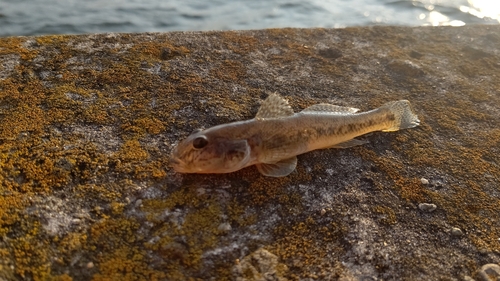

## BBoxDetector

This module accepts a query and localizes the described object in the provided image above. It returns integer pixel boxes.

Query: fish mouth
[169,156,184,171]
[169,157,180,166]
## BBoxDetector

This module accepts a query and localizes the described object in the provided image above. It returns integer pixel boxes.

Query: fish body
[170,94,420,177]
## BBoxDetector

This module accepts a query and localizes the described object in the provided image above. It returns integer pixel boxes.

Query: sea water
[0,0,498,37]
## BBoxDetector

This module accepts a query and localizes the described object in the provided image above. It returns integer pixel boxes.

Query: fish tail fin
[380,100,420,132]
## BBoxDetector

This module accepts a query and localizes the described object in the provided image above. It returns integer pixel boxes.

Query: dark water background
[0,0,499,37]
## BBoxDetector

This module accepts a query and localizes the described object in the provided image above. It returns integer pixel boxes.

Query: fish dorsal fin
[255,93,294,119]
[301,103,359,115]
[256,156,297,177]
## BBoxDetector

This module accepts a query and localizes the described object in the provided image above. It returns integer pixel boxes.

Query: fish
[170,93,420,177]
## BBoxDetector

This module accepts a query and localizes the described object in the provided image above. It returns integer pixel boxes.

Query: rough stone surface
[0,26,499,280]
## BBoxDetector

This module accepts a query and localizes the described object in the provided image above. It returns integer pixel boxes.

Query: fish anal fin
[255,93,294,119]
[329,138,367,148]
[256,156,297,177]
[301,103,359,114]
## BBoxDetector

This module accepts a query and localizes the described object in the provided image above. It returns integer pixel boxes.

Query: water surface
[0,0,499,36]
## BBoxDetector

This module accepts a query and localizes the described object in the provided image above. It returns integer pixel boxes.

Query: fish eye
[192,136,208,149]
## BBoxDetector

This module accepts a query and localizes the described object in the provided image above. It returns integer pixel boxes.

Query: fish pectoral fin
[256,156,297,177]
[255,93,294,119]
[301,103,359,114]
[329,138,368,148]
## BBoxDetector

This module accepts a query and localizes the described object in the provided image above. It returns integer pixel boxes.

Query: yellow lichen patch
[201,93,255,121]
[92,247,166,281]
[247,176,291,206]
[110,201,126,215]
[358,148,426,202]
[269,216,347,280]
[171,73,207,96]
[0,80,49,140]
[35,35,72,47]
[246,164,312,206]
[0,194,25,235]
[73,183,123,203]
[210,60,247,82]
[220,32,260,55]
[372,205,397,225]
[11,222,53,280]
[110,139,167,179]
[44,84,112,125]
[266,42,315,68]
[128,41,190,63]
[226,199,258,227]
[139,187,226,277]
[114,140,148,162]
[133,117,166,135]
[0,140,77,193]
[81,104,111,125]
[265,28,303,46]
[58,232,88,253]
[54,274,73,281]
[89,218,140,252]
[0,37,38,60]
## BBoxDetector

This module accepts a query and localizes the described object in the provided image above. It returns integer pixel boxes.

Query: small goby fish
[170,93,420,177]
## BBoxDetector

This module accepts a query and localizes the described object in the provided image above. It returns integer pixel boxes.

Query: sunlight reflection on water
[462,0,500,23]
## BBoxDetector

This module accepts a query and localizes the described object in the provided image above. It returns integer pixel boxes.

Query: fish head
[170,128,251,174]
